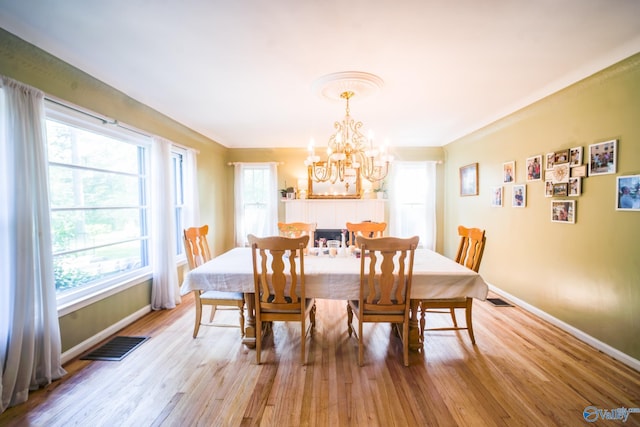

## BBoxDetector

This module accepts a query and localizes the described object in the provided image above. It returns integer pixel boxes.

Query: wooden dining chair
[347,235,419,367]
[345,221,386,248]
[248,234,316,365]
[183,225,245,338]
[419,225,486,344]
[277,222,316,250]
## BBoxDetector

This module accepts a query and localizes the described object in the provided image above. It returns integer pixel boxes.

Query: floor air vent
[487,298,513,307]
[81,336,149,361]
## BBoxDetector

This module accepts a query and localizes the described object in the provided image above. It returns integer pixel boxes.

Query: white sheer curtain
[234,162,278,247]
[388,161,437,250]
[150,137,180,310]
[0,76,66,413]
[182,149,200,228]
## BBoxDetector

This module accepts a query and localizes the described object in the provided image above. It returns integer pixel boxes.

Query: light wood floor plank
[1,292,639,426]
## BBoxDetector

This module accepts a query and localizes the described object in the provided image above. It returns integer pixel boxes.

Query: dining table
[180,247,489,350]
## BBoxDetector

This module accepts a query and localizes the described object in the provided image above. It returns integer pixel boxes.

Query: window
[233,163,278,246]
[46,104,188,307]
[389,161,437,250]
[171,149,186,257]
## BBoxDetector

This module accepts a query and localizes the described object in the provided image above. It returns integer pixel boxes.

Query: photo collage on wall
[459,138,635,219]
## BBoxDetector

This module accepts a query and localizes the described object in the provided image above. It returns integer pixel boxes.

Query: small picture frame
[526,155,542,181]
[551,200,575,224]
[459,163,479,196]
[568,177,581,197]
[491,186,503,207]
[569,146,582,167]
[553,183,568,197]
[588,139,617,176]
[616,174,640,211]
[512,184,526,208]
[551,163,570,183]
[571,165,587,178]
[545,152,555,170]
[544,179,554,198]
[554,149,570,164]
[503,161,515,184]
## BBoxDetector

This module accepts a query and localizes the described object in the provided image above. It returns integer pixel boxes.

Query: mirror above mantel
[307,164,362,199]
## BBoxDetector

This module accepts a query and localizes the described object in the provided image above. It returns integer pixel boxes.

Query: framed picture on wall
[526,155,542,181]
[553,183,568,197]
[491,186,503,207]
[616,174,640,211]
[568,177,581,197]
[571,165,587,177]
[588,139,617,176]
[512,184,526,208]
[503,161,515,183]
[544,179,554,197]
[545,152,555,170]
[569,146,582,167]
[551,200,575,224]
[459,163,479,196]
[554,149,570,164]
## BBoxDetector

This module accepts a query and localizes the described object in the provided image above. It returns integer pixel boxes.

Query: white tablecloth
[180,247,488,301]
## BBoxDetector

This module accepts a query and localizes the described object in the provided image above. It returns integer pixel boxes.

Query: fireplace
[283,199,386,245]
[314,229,345,247]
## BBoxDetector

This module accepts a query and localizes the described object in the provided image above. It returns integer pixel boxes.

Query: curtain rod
[227,161,284,166]
[44,95,198,153]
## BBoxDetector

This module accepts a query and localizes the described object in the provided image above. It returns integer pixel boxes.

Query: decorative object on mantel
[305,71,393,199]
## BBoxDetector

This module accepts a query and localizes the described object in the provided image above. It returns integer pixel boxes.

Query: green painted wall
[443,53,640,360]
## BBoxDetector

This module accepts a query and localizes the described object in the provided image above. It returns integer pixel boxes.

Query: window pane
[49,166,141,208]
[54,240,145,292]
[50,208,146,254]
[47,120,139,173]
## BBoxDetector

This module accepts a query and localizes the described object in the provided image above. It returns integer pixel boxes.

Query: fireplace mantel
[283,199,386,229]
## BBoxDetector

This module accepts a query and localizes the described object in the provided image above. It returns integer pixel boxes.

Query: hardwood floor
[2,292,639,426]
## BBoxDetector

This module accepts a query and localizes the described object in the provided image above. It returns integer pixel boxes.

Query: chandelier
[305,72,392,186]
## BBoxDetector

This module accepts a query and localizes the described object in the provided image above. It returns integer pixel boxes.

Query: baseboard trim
[488,285,640,372]
[61,305,152,365]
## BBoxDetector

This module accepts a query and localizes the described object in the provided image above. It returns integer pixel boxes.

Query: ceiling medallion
[311,71,384,101]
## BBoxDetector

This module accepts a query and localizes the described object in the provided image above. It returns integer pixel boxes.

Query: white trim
[488,284,640,372]
[60,305,152,364]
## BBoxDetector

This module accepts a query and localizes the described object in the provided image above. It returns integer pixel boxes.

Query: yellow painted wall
[443,53,640,360]
[3,27,638,362]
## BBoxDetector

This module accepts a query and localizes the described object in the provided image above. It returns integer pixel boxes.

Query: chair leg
[193,293,203,338]
[346,303,353,337]
[403,321,409,367]
[449,308,458,327]
[209,305,217,322]
[311,302,317,330]
[300,317,306,365]
[465,298,476,344]
[358,320,364,367]
[256,319,262,365]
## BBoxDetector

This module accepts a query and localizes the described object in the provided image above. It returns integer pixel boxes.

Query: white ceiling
[1,1,639,149]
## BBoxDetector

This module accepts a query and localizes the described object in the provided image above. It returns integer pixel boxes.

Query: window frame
[46,102,187,314]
